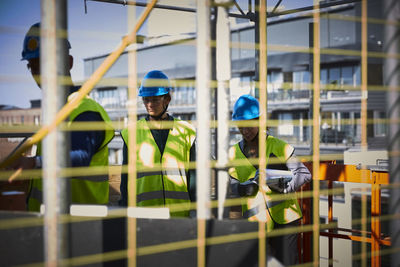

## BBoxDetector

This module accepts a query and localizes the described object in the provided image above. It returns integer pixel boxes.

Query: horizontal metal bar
[269,0,360,18]
[86,0,360,20]
[320,231,391,246]
[304,162,390,184]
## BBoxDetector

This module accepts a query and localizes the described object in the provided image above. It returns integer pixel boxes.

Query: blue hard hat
[232,94,260,121]
[138,70,171,97]
[21,22,71,61]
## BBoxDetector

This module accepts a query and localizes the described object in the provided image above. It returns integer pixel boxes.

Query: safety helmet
[232,94,260,121]
[138,70,171,97]
[21,22,71,61]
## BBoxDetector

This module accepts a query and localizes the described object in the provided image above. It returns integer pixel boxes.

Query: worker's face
[27,55,73,89]
[142,94,170,117]
[27,57,41,87]
[239,125,259,142]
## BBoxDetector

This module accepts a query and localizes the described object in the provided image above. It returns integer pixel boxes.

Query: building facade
[84,0,387,161]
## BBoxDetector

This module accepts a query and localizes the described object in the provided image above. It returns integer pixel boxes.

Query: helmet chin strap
[150,104,169,120]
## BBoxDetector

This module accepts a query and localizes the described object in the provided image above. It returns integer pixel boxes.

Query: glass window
[268,71,283,100]
[374,111,387,137]
[240,75,255,95]
[231,31,240,60]
[277,113,293,136]
[320,69,328,85]
[182,87,188,105]
[188,86,195,104]
[230,76,254,102]
[329,68,340,85]
[269,71,283,90]
[293,71,310,90]
[303,71,310,84]
[174,87,180,105]
[341,66,353,85]
[354,65,361,85]
[120,88,127,107]
[239,29,255,59]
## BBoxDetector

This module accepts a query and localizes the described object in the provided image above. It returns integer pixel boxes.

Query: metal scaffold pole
[215,1,231,220]
[257,0,268,265]
[41,0,70,265]
[312,1,321,266]
[127,3,138,267]
[360,1,368,266]
[384,0,400,266]
[196,0,212,266]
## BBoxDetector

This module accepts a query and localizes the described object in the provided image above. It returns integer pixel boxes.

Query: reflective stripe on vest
[243,206,259,219]
[137,169,183,179]
[228,136,302,225]
[137,190,190,203]
[71,175,109,182]
[121,118,196,217]
[27,93,114,212]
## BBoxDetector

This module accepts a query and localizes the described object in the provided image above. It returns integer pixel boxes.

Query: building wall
[0,108,41,126]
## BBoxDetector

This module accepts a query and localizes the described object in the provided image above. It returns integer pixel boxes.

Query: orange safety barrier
[300,161,390,267]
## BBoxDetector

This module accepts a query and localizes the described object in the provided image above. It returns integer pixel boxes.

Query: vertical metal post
[308,22,314,157]
[312,1,321,266]
[371,172,382,267]
[196,0,212,266]
[215,2,231,220]
[258,0,268,266]
[254,0,260,97]
[360,1,368,266]
[41,0,70,265]
[308,24,315,264]
[383,0,400,266]
[127,4,138,267]
[211,6,218,213]
[328,180,333,267]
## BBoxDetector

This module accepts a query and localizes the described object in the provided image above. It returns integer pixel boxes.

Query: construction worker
[9,22,114,211]
[228,94,312,265]
[119,70,196,217]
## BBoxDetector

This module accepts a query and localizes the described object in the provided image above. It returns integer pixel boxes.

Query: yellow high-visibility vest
[228,135,302,230]
[27,93,114,211]
[121,118,196,217]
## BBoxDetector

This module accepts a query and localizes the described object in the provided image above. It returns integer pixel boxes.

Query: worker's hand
[254,169,289,193]
[267,178,288,193]
[7,156,36,170]
[238,179,259,197]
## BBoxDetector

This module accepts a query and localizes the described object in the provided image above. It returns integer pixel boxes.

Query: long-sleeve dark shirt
[36,87,105,167]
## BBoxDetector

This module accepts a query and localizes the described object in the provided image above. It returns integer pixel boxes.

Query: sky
[0,0,131,108]
[0,0,311,108]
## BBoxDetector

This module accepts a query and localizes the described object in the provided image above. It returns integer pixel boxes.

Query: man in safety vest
[119,70,196,217]
[228,94,311,265]
[10,23,114,211]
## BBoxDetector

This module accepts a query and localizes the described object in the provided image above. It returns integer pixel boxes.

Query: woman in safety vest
[119,70,196,217]
[228,94,311,265]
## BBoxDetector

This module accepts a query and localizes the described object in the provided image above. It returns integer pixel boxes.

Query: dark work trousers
[267,219,300,266]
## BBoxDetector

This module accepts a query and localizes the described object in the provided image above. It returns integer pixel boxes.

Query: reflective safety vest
[27,93,114,212]
[228,135,302,230]
[121,118,196,217]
